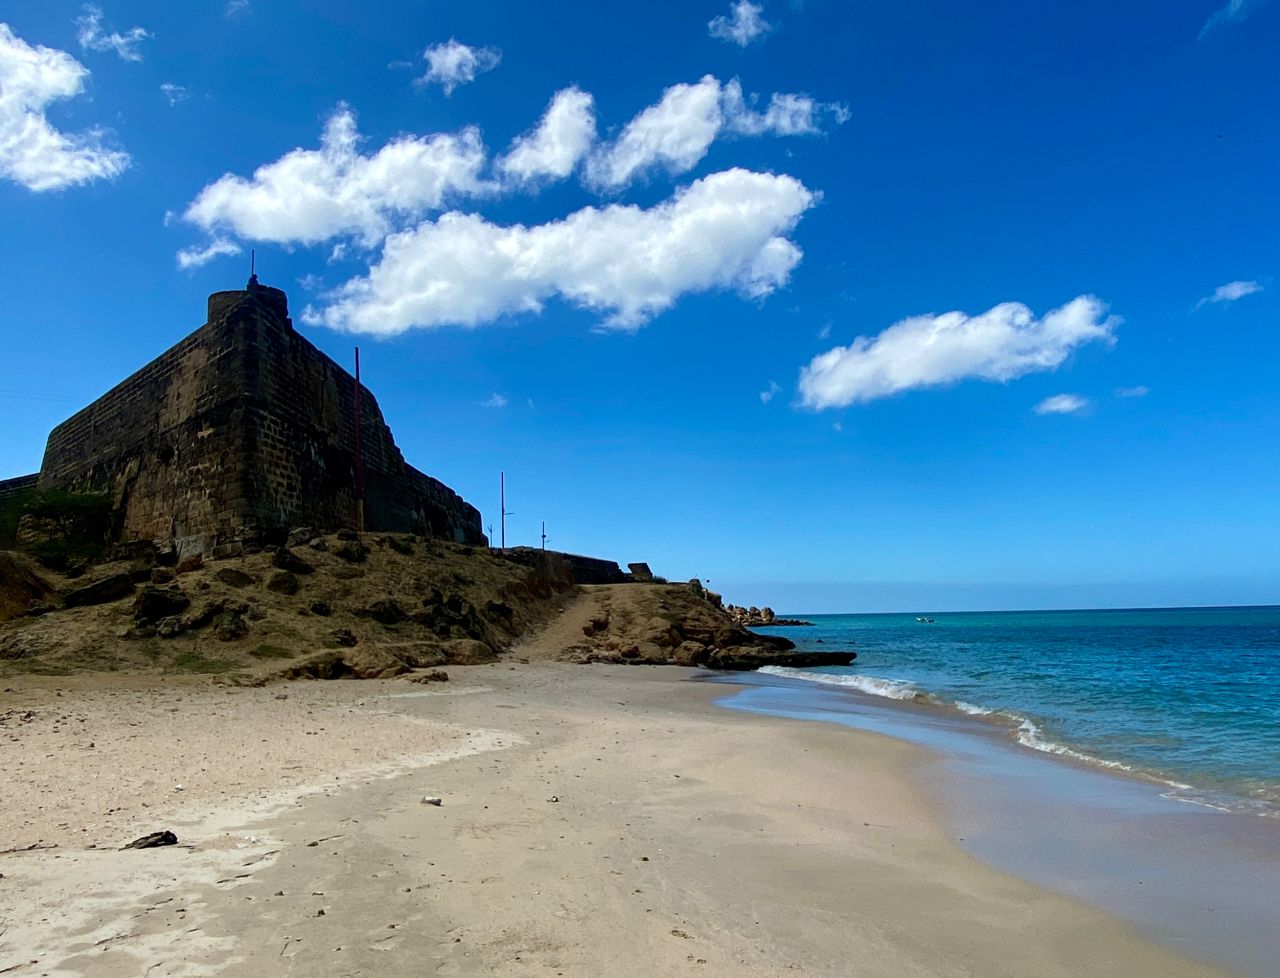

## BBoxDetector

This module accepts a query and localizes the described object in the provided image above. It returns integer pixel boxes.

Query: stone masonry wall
[36,283,483,551]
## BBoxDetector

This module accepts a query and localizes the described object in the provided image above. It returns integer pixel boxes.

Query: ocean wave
[754,664,1279,817]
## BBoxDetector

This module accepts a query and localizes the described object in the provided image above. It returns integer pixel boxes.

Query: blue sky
[1,0,1277,612]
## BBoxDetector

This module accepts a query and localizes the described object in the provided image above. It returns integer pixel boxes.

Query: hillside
[0,537,853,681]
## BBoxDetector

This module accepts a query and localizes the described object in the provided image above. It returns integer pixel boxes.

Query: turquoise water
[753,606,1280,815]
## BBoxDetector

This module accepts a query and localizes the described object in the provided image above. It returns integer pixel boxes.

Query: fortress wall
[34,285,483,549]
[233,297,484,543]
[37,319,255,545]
[0,475,39,508]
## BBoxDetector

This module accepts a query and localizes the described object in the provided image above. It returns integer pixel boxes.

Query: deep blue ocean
[753,606,1280,815]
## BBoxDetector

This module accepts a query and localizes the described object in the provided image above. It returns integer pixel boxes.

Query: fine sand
[0,664,1238,977]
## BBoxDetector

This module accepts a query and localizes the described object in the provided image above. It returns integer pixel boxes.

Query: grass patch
[250,643,294,659]
[168,650,238,674]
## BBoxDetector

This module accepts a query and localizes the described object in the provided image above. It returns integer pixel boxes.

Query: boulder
[358,599,407,625]
[176,555,204,575]
[638,616,681,649]
[156,616,184,639]
[266,570,300,595]
[342,646,410,679]
[673,641,709,667]
[63,574,134,608]
[334,541,367,563]
[212,609,249,642]
[214,568,256,589]
[442,639,498,665]
[150,568,176,585]
[333,628,359,648]
[286,527,316,548]
[271,547,315,575]
[309,600,332,617]
[133,587,191,623]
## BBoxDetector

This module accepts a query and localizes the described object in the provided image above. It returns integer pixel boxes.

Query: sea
[751,605,1280,817]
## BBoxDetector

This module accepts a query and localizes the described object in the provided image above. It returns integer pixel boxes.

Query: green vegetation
[250,643,294,659]
[167,650,240,674]
[0,488,113,570]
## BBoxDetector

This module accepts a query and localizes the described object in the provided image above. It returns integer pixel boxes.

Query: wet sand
[0,664,1243,977]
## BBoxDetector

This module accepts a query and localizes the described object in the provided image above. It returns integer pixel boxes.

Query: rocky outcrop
[724,604,813,627]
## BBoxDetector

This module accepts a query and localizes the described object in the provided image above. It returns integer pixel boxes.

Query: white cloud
[304,168,816,336]
[1196,279,1263,308]
[160,82,188,106]
[1199,0,1269,38]
[176,237,242,270]
[708,1,772,46]
[75,5,150,62]
[1115,385,1149,398]
[497,87,596,185]
[418,39,501,95]
[586,75,846,189]
[226,0,251,16]
[0,24,129,191]
[1034,393,1089,416]
[760,380,781,403]
[481,393,508,408]
[817,322,831,340]
[799,297,1117,409]
[183,105,488,246]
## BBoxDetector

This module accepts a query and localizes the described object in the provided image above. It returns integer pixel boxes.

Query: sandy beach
[0,663,1243,978]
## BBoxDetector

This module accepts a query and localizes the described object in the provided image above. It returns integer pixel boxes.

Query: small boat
[915,616,935,623]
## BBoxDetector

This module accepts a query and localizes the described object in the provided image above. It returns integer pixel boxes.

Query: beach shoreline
[0,664,1252,977]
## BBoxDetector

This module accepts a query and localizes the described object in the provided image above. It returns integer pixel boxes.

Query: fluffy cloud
[587,76,846,189]
[418,39,501,95]
[481,393,508,408]
[75,5,150,62]
[0,24,129,191]
[1034,393,1089,416]
[176,236,242,270]
[708,1,772,46]
[760,380,781,403]
[497,87,596,184]
[1115,385,1149,398]
[183,106,487,245]
[304,168,815,335]
[1196,279,1263,308]
[799,297,1117,409]
[1199,0,1269,38]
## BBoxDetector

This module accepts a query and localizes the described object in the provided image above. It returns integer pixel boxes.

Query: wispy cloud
[418,39,501,95]
[1034,393,1089,416]
[0,24,130,191]
[1199,0,1269,38]
[1115,385,1149,398]
[799,297,1117,409]
[226,0,251,17]
[481,392,508,408]
[75,5,150,62]
[176,237,241,270]
[759,380,781,403]
[1195,279,1264,309]
[708,1,773,46]
[160,82,189,106]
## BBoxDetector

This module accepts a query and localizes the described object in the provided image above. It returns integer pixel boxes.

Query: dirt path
[510,586,613,661]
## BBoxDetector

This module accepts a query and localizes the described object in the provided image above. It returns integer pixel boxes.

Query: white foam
[757,665,924,701]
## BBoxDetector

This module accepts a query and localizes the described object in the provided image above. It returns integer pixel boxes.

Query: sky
[1,0,1277,612]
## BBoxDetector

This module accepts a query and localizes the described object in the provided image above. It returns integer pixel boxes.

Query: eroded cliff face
[35,283,484,555]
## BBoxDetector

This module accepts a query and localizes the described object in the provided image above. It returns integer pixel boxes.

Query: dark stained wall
[36,283,484,552]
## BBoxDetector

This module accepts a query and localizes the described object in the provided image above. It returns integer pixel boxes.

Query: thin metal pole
[354,348,365,537]
[541,521,547,550]
[500,471,505,550]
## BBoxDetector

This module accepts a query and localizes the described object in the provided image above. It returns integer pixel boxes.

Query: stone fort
[1,278,485,555]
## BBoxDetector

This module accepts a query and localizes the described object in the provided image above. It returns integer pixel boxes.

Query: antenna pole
[354,348,365,538]
[250,249,255,277]
[500,471,505,550]
[541,521,547,550]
